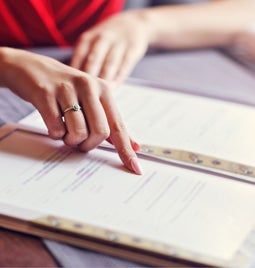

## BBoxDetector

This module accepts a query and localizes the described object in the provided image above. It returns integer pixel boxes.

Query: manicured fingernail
[130,157,143,175]
[132,142,140,152]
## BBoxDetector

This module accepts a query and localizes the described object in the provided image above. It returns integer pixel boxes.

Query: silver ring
[63,103,82,114]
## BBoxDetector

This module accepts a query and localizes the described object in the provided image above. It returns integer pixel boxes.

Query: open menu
[0,83,254,267]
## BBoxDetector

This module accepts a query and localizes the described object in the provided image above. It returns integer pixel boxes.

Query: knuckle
[64,129,89,146]
[98,80,111,95]
[78,141,96,152]
[48,128,65,140]
[104,57,114,66]
[87,52,97,62]
[35,83,53,100]
[58,81,73,95]
[94,126,110,140]
[123,54,133,65]
[101,79,111,90]
[73,74,90,87]
[46,119,66,140]
[111,121,127,135]
[72,128,89,141]
[96,31,113,42]
[73,75,94,95]
[80,32,91,42]
[118,146,133,158]
[127,40,137,49]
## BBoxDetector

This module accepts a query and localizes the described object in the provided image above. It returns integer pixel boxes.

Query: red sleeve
[0,0,125,47]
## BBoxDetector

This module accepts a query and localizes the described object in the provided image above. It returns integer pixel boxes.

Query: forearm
[135,0,255,49]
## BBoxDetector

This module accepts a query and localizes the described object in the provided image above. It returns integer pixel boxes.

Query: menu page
[0,128,254,263]
[116,84,255,166]
[19,83,255,166]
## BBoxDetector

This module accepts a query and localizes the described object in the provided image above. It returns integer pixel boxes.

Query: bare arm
[71,0,255,82]
[140,0,255,49]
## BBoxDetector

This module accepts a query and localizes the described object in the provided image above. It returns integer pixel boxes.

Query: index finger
[100,84,142,175]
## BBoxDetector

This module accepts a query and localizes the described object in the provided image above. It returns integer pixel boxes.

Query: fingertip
[117,146,143,175]
[129,157,143,175]
[64,130,89,146]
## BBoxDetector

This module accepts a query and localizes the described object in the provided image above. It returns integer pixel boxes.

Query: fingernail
[130,157,143,175]
[132,142,140,152]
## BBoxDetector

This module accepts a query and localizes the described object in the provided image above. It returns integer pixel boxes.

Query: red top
[0,0,124,47]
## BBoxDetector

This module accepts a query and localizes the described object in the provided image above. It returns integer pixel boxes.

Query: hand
[70,11,150,83]
[0,48,142,174]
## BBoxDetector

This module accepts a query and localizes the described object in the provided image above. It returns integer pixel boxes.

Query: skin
[70,10,150,83]
[71,0,255,82]
[1,0,254,175]
[0,47,142,175]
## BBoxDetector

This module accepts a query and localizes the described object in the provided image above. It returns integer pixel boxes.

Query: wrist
[130,7,184,49]
[130,2,255,50]
[135,6,232,49]
[124,9,159,47]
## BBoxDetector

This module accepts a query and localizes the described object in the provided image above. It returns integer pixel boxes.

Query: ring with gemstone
[63,103,82,114]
